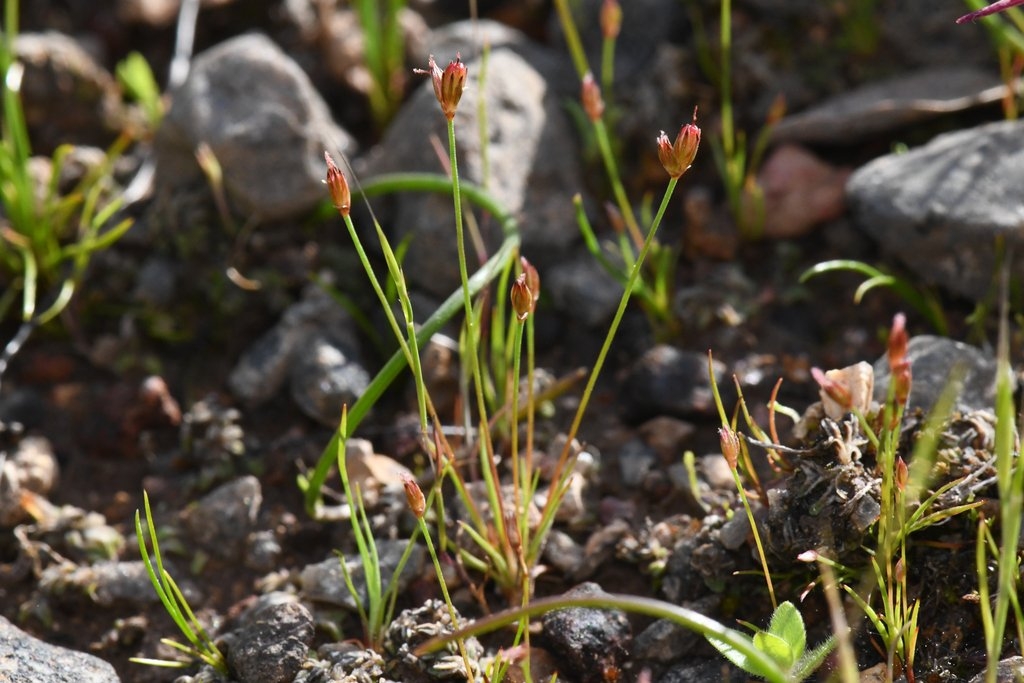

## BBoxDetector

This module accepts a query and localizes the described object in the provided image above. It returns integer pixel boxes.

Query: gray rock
[658,658,747,683]
[229,284,367,424]
[847,119,1024,299]
[288,334,371,426]
[0,615,121,683]
[545,250,624,327]
[968,656,1024,683]
[620,346,725,423]
[227,600,314,683]
[156,33,355,221]
[773,67,1017,145]
[15,32,124,150]
[541,582,631,682]
[617,438,657,488]
[38,560,173,608]
[0,435,58,526]
[299,539,425,611]
[873,335,1005,414]
[360,45,585,297]
[181,476,262,558]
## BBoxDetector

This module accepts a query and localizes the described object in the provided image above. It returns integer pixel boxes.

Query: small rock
[620,346,725,423]
[15,32,124,151]
[657,657,747,682]
[229,284,367,424]
[181,476,262,558]
[748,144,850,239]
[382,600,484,682]
[227,599,314,683]
[873,335,1005,414]
[638,416,696,461]
[617,438,657,488]
[0,434,58,526]
[38,560,181,608]
[361,44,585,297]
[772,67,1014,145]
[847,119,1024,299]
[545,251,624,328]
[542,529,585,576]
[0,615,121,683]
[541,582,631,682]
[968,656,1024,683]
[289,335,371,426]
[299,540,425,611]
[156,33,355,221]
[633,596,720,664]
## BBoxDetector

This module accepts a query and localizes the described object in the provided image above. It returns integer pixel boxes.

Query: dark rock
[545,251,624,328]
[773,67,1014,145]
[968,656,1024,683]
[658,657,747,683]
[15,32,124,152]
[620,346,725,423]
[634,595,721,664]
[0,615,121,682]
[229,284,368,424]
[181,476,262,558]
[288,334,371,426]
[299,540,425,611]
[847,119,1024,300]
[617,437,657,488]
[873,335,1004,414]
[541,582,631,682]
[156,33,355,221]
[227,599,314,683]
[360,43,585,297]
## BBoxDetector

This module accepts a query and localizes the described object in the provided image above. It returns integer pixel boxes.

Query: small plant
[706,601,836,683]
[687,0,784,238]
[800,259,949,335]
[131,491,228,674]
[115,50,164,133]
[0,0,133,388]
[354,0,407,129]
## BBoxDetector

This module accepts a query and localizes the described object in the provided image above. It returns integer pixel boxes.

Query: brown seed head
[657,107,701,178]
[581,72,604,122]
[520,256,540,307]
[600,0,623,40]
[895,456,909,493]
[401,473,426,519]
[887,313,908,373]
[511,273,533,323]
[718,427,741,470]
[324,152,351,217]
[419,54,467,121]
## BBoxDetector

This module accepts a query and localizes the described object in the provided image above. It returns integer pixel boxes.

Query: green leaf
[753,630,795,669]
[767,601,806,661]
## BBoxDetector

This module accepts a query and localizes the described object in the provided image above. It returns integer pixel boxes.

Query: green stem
[532,176,679,560]
[303,173,520,514]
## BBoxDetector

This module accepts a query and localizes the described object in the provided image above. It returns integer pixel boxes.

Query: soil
[0,1,1014,683]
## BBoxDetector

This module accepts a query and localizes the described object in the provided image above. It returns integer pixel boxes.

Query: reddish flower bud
[511,273,533,323]
[520,256,540,305]
[504,510,522,553]
[887,313,908,373]
[657,108,701,178]
[895,456,909,493]
[581,72,604,122]
[401,473,426,519]
[600,0,622,40]
[893,360,912,409]
[418,54,467,121]
[811,366,853,413]
[324,152,350,217]
[719,427,741,470]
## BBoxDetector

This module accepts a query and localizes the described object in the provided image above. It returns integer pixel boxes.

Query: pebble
[360,43,585,298]
[299,540,425,612]
[847,119,1024,300]
[968,657,1024,683]
[14,32,124,150]
[873,335,1005,414]
[156,33,355,221]
[544,251,624,328]
[0,615,121,683]
[0,434,58,526]
[181,475,262,559]
[541,582,631,682]
[226,599,314,683]
[750,144,850,239]
[620,346,725,423]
